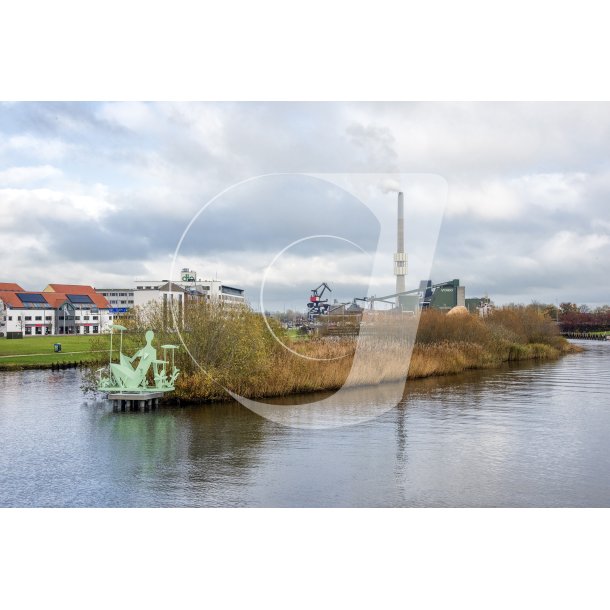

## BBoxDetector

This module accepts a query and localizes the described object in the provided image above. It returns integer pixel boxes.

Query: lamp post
[111,324,127,364]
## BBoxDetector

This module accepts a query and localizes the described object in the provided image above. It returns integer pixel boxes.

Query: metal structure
[362,279,465,313]
[306,282,332,321]
[98,327,179,394]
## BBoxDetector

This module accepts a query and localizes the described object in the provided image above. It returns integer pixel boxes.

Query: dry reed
[83,302,580,401]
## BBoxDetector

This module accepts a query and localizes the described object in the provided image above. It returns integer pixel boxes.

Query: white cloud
[0,186,115,227]
[0,165,62,186]
[2,134,71,161]
[96,101,158,132]
[447,180,522,220]
[537,230,610,264]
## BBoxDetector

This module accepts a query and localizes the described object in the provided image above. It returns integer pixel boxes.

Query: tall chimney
[394,191,407,304]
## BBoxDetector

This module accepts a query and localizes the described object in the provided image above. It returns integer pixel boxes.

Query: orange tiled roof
[0,282,24,292]
[0,290,110,309]
[45,291,110,309]
[0,291,24,307]
[43,284,97,294]
[41,292,68,308]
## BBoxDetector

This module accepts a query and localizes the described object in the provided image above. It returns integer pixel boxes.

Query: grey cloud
[3,102,610,309]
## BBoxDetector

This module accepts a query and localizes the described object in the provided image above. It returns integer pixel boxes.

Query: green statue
[98,327,179,393]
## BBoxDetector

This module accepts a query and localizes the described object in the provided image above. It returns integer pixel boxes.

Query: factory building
[420,279,466,312]
[0,283,113,338]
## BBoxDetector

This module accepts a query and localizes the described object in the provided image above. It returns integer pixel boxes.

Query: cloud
[2,102,610,308]
[1,133,72,161]
[0,165,62,186]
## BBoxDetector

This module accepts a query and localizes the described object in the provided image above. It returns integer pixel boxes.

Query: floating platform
[107,392,164,412]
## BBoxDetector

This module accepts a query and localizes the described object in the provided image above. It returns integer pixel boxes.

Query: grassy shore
[0,335,113,369]
[77,301,582,402]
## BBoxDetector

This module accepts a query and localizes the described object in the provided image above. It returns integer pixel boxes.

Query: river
[1,340,609,507]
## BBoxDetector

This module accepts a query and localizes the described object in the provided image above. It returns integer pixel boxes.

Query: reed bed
[83,302,580,401]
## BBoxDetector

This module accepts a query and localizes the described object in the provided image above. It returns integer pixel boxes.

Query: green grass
[285,328,310,341]
[0,335,114,368]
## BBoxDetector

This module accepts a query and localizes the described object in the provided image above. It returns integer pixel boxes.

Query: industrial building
[305,192,490,321]
[0,283,113,338]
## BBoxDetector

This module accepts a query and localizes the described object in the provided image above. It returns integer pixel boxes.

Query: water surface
[1,341,609,507]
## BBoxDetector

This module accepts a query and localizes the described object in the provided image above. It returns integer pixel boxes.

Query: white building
[96,271,246,313]
[97,282,187,315]
[134,277,246,305]
[0,283,114,338]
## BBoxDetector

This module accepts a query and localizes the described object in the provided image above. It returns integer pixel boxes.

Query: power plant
[303,190,489,322]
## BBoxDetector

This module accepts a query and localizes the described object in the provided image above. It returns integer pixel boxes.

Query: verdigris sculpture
[98,326,179,393]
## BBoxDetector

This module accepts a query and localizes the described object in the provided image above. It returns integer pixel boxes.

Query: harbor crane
[306,282,332,321]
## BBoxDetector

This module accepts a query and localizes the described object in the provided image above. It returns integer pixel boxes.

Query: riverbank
[161,304,583,402]
[0,335,113,369]
[4,304,582,398]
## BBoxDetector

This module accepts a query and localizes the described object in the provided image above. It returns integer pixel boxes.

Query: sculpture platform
[108,392,164,412]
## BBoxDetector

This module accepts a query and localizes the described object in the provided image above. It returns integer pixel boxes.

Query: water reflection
[1,342,610,507]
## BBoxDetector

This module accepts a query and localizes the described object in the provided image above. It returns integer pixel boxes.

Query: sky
[1,101,610,311]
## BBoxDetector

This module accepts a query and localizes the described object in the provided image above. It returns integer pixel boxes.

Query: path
[0,350,112,359]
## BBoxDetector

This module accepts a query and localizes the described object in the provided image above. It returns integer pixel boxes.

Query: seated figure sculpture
[98,330,179,393]
[110,330,157,390]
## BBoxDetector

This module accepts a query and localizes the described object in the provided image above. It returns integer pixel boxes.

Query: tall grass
[83,301,580,401]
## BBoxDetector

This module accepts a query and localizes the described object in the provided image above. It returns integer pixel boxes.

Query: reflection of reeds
[83,301,581,402]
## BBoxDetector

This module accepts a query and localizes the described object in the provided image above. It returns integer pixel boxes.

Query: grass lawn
[0,335,114,368]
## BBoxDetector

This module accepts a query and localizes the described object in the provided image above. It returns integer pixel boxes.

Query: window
[76,316,81,320]
[121,300,126,304]
[45,327,51,335]
[84,326,90,334]
[35,327,42,335]
[45,316,52,321]
[17,315,21,320]
[93,316,98,320]
[128,292,134,296]
[93,326,99,333]
[8,316,12,321]
[25,316,32,321]
[35,316,42,321]
[25,327,32,335]
[84,316,90,321]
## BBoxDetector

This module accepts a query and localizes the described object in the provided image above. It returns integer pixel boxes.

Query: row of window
[101,292,134,297]
[108,300,134,305]
[24,326,100,335]
[7,315,99,321]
